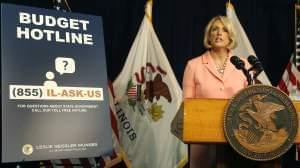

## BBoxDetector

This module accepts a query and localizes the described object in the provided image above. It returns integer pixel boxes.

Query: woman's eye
[211,27,218,32]
[223,28,228,32]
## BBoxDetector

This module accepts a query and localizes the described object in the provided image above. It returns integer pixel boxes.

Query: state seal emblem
[22,144,34,156]
[224,85,298,161]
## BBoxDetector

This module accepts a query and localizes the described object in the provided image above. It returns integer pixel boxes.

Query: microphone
[230,56,245,70]
[247,55,263,78]
[230,56,252,85]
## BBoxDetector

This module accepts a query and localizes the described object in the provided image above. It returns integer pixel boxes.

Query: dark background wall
[1,0,294,86]
[0,0,296,167]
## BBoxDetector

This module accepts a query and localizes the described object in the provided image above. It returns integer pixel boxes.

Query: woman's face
[209,19,230,49]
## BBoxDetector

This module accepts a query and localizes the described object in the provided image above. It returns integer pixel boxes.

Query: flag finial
[145,0,153,22]
[226,1,234,10]
[227,0,232,6]
[52,0,71,12]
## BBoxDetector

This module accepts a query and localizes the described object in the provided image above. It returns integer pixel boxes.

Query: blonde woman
[183,15,248,168]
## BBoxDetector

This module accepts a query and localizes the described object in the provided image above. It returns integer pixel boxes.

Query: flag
[226,2,271,85]
[277,3,300,161]
[277,54,300,97]
[112,0,188,167]
[40,82,123,168]
[278,3,300,97]
[39,3,123,168]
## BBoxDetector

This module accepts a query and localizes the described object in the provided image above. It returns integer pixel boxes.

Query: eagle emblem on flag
[125,63,172,121]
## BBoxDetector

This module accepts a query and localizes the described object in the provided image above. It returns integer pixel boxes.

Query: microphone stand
[242,68,253,86]
[247,67,262,85]
[230,56,253,86]
[247,55,263,85]
[253,70,262,82]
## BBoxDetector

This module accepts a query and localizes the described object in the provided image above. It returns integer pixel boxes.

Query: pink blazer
[183,51,248,99]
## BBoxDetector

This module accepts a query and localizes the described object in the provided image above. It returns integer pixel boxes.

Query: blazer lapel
[202,51,223,81]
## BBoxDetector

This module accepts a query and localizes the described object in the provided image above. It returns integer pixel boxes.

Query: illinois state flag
[113,1,187,167]
[226,2,271,85]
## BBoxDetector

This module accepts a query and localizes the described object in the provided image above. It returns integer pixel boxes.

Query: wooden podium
[183,98,300,144]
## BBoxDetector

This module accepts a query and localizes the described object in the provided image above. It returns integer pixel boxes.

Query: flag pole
[64,0,71,12]
[296,1,300,97]
[295,2,297,98]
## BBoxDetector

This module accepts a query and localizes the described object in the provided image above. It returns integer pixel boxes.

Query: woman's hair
[203,15,237,49]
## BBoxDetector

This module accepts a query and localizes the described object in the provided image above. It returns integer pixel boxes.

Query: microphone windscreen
[230,56,239,65]
[247,55,258,65]
[230,56,244,69]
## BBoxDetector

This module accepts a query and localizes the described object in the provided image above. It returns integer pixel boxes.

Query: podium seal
[224,85,298,161]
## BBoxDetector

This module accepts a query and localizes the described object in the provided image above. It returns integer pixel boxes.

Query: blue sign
[1,3,113,162]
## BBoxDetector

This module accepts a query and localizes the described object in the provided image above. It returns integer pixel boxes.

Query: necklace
[216,56,229,76]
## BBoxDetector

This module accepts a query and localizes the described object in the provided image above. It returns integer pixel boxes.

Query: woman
[182,15,249,168]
